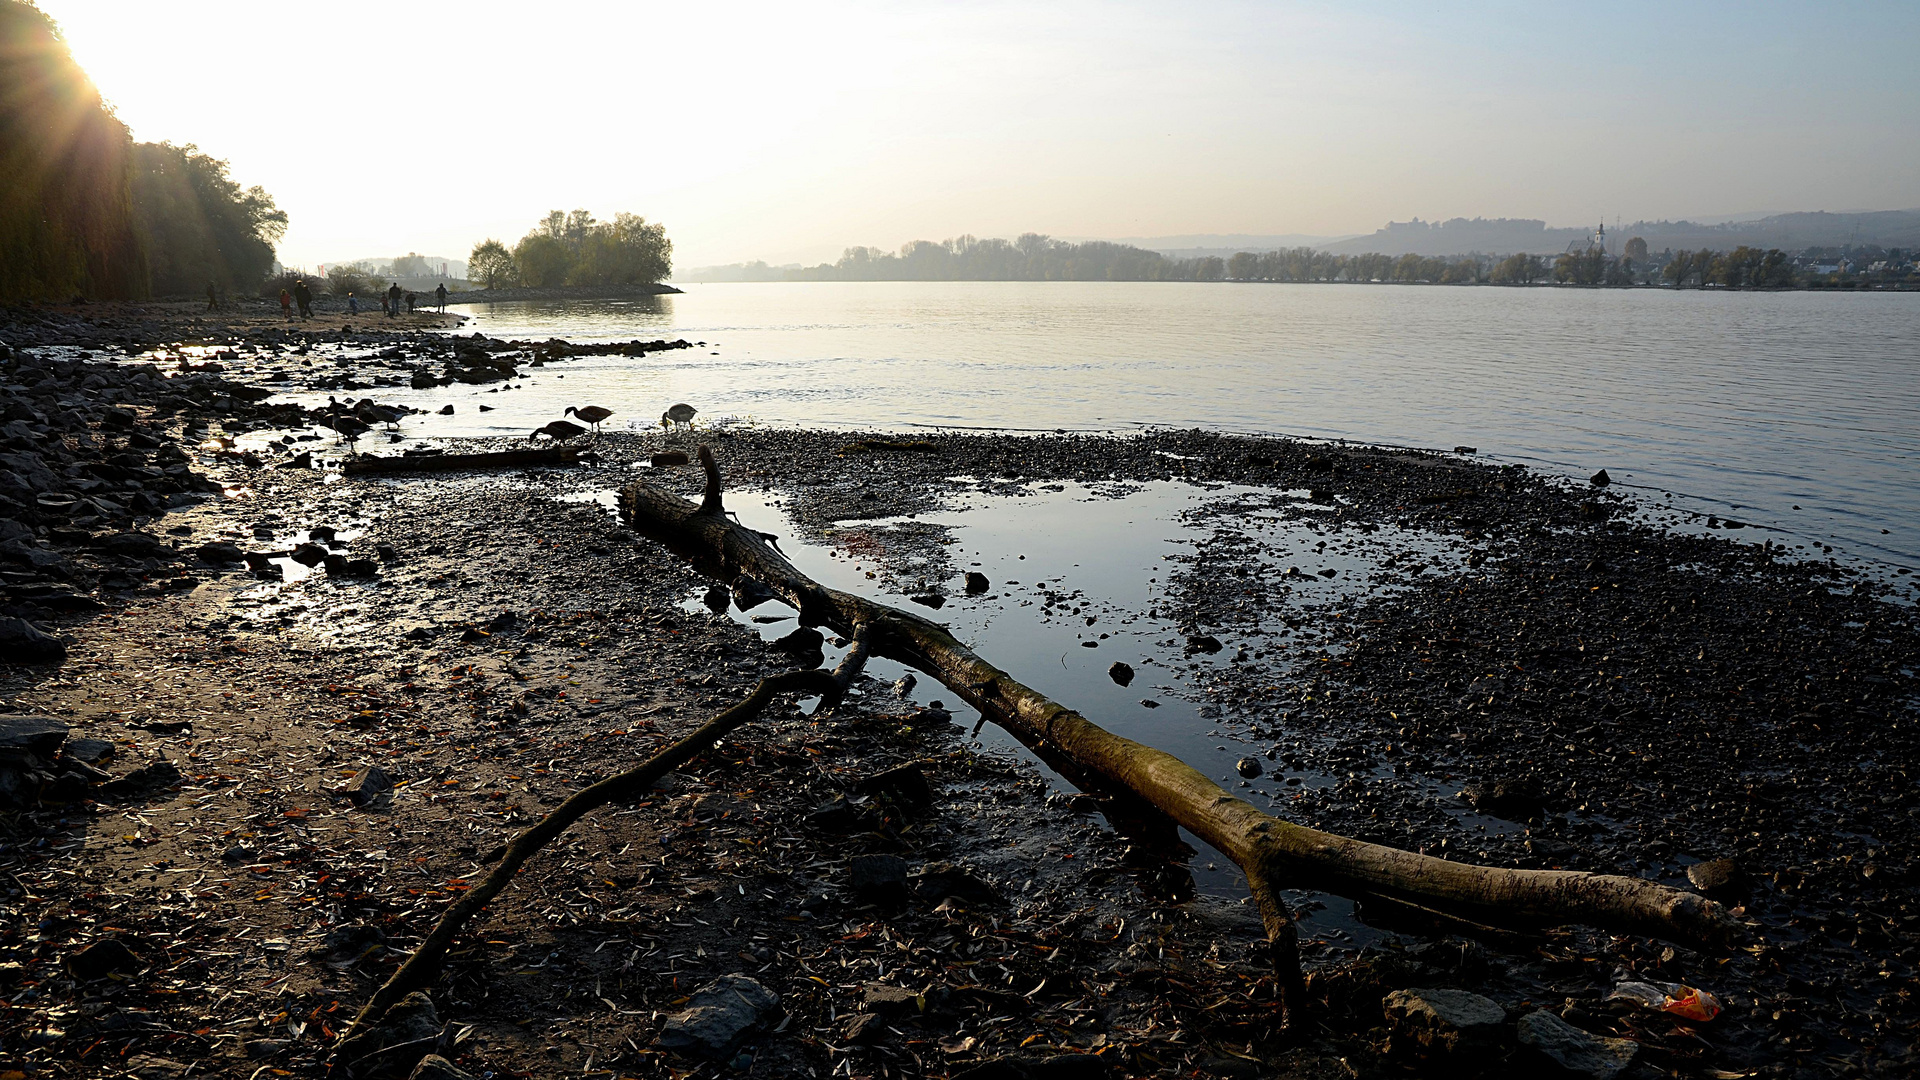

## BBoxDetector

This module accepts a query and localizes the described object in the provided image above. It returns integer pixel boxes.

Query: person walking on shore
[435,283,447,312]
[405,291,417,315]
[279,287,293,322]
[294,279,313,319]
[387,281,403,318]
[206,282,217,311]
[348,292,359,316]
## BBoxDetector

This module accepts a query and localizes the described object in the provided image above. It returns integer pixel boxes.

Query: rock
[732,574,777,611]
[97,759,182,800]
[375,542,398,562]
[197,541,244,564]
[913,703,953,725]
[407,1055,476,1080]
[1235,756,1263,779]
[64,738,113,763]
[1383,987,1506,1059]
[892,673,917,697]
[436,404,454,415]
[0,617,66,662]
[97,531,164,557]
[862,984,922,1015]
[344,766,395,806]
[1140,699,1159,708]
[1515,1009,1637,1079]
[843,1012,885,1044]
[1185,633,1223,655]
[859,762,933,810]
[1589,469,1611,487]
[771,626,825,663]
[1687,857,1741,895]
[0,714,68,757]
[1454,445,1478,454]
[652,451,690,467]
[656,974,780,1061]
[1107,661,1134,687]
[908,592,945,609]
[912,861,1004,907]
[807,794,864,833]
[312,923,387,968]
[964,571,990,594]
[67,938,142,980]
[289,542,327,566]
[849,854,910,906]
[701,584,730,613]
[1460,776,1547,820]
[243,551,279,575]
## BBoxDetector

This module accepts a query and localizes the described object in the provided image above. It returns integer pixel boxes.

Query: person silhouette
[435,282,448,312]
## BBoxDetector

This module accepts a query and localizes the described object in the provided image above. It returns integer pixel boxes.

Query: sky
[37,0,1920,271]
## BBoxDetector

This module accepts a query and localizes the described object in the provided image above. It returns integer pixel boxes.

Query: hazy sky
[39,0,1920,270]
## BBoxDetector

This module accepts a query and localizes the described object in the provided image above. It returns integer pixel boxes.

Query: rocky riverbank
[1,301,1916,1080]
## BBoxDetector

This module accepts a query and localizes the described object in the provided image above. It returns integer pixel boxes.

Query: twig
[333,667,838,1053]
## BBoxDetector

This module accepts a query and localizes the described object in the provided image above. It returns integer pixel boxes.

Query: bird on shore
[530,419,588,444]
[564,405,613,436]
[353,398,407,431]
[661,403,697,433]
[323,414,370,455]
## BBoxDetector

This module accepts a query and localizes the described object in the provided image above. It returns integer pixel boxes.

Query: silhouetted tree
[131,141,285,295]
[468,239,515,289]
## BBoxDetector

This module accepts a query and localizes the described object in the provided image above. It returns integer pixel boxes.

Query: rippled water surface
[438,283,1918,565]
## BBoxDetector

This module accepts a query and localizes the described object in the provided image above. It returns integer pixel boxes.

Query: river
[435,281,1919,569]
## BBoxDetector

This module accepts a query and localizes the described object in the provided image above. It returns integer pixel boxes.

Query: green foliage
[498,209,672,288]
[1553,247,1607,285]
[468,239,515,289]
[324,261,385,297]
[0,0,146,301]
[1490,252,1547,284]
[131,141,286,295]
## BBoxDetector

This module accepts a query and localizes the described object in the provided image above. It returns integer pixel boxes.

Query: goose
[353,399,407,431]
[661,402,697,433]
[530,419,588,444]
[323,414,370,455]
[564,405,613,436]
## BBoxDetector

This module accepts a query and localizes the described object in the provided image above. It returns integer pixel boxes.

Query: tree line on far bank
[466,210,672,290]
[1,2,288,302]
[727,233,1915,288]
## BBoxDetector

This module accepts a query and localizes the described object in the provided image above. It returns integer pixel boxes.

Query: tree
[324,260,383,297]
[1490,252,1545,284]
[130,142,286,294]
[0,1,146,301]
[468,239,515,289]
[391,252,430,279]
[512,233,570,287]
[1227,252,1260,281]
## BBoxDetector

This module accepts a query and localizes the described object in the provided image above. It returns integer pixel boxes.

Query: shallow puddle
[565,476,1485,950]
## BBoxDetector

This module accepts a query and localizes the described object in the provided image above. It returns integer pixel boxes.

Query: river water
[440,282,1919,569]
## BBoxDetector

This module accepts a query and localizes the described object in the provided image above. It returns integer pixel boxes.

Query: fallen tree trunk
[342,446,583,475]
[621,449,1740,1006]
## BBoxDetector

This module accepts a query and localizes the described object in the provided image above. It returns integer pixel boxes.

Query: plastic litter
[1608,980,1722,1022]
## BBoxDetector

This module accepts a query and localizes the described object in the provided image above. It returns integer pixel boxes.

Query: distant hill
[1317,212,1920,257]
[1103,233,1355,259]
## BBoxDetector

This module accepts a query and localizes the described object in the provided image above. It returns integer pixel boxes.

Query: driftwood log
[341,446,583,475]
[622,447,1742,1015]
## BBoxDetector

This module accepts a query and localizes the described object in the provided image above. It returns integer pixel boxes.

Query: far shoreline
[442,282,682,306]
